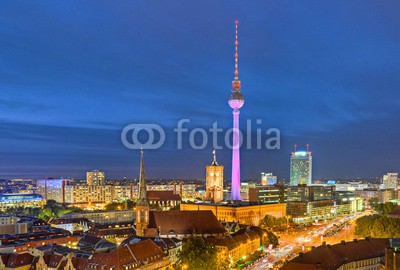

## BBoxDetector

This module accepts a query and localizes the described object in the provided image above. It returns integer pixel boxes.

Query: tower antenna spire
[294,144,297,151]
[306,144,310,151]
[234,20,239,81]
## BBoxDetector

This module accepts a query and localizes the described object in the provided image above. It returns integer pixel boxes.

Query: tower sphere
[228,91,244,109]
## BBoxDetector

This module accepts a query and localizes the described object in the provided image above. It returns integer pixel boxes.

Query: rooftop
[282,238,389,270]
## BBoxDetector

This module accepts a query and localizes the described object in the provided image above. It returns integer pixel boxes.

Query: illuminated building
[36,178,70,203]
[61,210,135,224]
[147,191,181,210]
[287,185,335,202]
[180,202,286,226]
[64,184,113,204]
[204,150,224,203]
[0,193,45,211]
[249,185,286,203]
[286,186,362,222]
[261,172,277,186]
[228,20,245,201]
[383,173,398,189]
[135,149,150,237]
[335,181,369,191]
[86,170,105,186]
[290,145,312,186]
[205,226,263,264]
[354,188,396,204]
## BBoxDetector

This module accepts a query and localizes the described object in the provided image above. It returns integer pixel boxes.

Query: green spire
[137,148,149,206]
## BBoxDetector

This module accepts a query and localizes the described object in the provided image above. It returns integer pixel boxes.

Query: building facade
[36,179,70,203]
[0,194,45,211]
[261,172,277,186]
[64,184,113,204]
[290,150,312,186]
[61,210,135,224]
[383,173,399,190]
[204,150,224,203]
[248,185,286,203]
[86,170,105,186]
[180,202,286,226]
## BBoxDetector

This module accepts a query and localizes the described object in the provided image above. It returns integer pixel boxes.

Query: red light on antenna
[235,20,239,25]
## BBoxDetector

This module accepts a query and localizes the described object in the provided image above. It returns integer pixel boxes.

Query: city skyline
[1,2,400,179]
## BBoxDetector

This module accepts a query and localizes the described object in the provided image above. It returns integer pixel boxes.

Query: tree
[374,202,396,215]
[265,231,279,247]
[177,237,228,270]
[368,197,379,206]
[355,214,400,238]
[259,215,288,230]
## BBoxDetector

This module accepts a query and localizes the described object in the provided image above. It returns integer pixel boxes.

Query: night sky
[1,1,400,180]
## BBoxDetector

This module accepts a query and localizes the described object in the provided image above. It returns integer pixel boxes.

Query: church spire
[137,148,149,206]
[211,149,219,166]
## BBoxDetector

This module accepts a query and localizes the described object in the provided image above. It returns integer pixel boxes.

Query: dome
[228,91,244,101]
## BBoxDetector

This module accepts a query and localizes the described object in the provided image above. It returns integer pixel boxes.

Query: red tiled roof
[89,239,164,270]
[71,257,89,270]
[147,190,181,201]
[282,238,388,270]
[43,253,63,268]
[147,210,226,236]
[205,228,260,250]
[2,253,35,268]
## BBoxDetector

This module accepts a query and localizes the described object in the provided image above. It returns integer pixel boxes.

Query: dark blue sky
[1,1,400,180]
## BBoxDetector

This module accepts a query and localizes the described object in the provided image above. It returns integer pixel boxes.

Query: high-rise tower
[290,144,312,186]
[229,20,244,201]
[136,149,150,237]
[205,150,224,203]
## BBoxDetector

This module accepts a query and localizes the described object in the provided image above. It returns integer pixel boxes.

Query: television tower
[229,20,244,201]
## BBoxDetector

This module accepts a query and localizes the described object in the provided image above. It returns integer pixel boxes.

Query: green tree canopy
[177,237,228,270]
[374,202,396,215]
[355,214,400,238]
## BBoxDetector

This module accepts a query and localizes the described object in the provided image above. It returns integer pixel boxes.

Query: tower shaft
[231,110,241,200]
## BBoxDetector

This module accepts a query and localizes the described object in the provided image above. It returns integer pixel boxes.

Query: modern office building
[354,188,396,204]
[383,173,398,189]
[261,172,277,186]
[248,185,286,203]
[0,193,45,211]
[204,150,224,203]
[334,181,369,191]
[36,178,70,203]
[284,185,360,222]
[287,185,335,202]
[86,170,105,186]
[290,149,312,185]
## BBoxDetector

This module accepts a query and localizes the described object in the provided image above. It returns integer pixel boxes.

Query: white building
[383,173,398,189]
